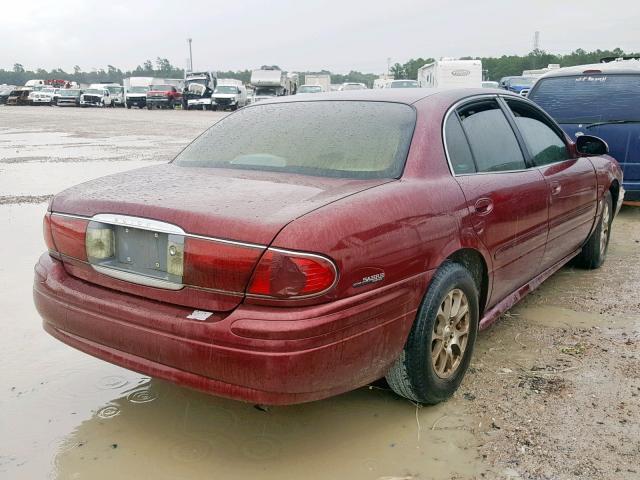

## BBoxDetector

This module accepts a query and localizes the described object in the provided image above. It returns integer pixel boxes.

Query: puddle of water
[0,204,483,480]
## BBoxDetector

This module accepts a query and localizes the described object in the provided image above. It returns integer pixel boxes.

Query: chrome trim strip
[91,265,185,290]
[245,247,340,300]
[51,212,267,249]
[91,213,186,235]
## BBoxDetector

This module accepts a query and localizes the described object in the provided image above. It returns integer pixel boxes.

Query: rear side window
[457,100,526,173]
[445,114,476,174]
[175,101,416,179]
[529,74,640,124]
[505,99,570,166]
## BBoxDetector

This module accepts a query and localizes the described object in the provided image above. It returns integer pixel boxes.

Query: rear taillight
[183,237,262,292]
[247,248,337,298]
[48,214,88,261]
[43,213,56,254]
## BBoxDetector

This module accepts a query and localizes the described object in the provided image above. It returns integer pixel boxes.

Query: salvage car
[30,87,58,105]
[6,88,31,106]
[80,88,112,107]
[146,84,181,109]
[56,89,82,107]
[0,85,15,104]
[34,89,623,405]
[125,86,149,109]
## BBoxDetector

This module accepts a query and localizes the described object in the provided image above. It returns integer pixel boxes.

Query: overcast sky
[3,0,639,74]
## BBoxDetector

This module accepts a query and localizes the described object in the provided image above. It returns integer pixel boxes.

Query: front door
[502,98,597,268]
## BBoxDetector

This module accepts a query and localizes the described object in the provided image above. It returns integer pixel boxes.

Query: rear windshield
[174,101,416,179]
[529,74,640,123]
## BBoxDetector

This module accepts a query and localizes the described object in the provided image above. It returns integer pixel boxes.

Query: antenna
[533,31,540,51]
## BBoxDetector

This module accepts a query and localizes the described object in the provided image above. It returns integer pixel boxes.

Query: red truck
[146,84,182,109]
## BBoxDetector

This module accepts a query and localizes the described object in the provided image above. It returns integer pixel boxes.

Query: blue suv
[529,60,640,201]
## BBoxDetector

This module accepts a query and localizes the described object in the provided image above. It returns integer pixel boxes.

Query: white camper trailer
[417,59,483,88]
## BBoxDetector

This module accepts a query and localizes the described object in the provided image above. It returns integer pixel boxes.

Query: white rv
[522,64,561,79]
[417,59,483,88]
[250,67,288,103]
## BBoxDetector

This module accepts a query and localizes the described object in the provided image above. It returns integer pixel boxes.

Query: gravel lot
[1,106,638,480]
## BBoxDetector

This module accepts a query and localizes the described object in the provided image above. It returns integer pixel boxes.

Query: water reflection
[53,380,480,480]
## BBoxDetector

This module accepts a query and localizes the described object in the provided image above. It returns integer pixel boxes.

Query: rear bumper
[34,254,426,404]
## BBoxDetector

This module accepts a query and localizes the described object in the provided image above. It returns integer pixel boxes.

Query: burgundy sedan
[34,89,623,405]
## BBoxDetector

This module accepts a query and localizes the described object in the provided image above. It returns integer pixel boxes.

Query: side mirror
[576,134,609,156]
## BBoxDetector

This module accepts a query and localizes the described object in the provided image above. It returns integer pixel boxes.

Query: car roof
[540,59,640,78]
[251,88,520,106]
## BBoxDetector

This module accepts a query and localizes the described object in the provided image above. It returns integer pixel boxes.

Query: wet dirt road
[1,106,638,480]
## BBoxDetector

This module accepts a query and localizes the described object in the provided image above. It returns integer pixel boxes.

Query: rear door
[445,96,550,307]
[502,97,597,268]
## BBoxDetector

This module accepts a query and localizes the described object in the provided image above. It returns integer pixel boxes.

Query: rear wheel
[386,261,479,404]
[574,191,613,269]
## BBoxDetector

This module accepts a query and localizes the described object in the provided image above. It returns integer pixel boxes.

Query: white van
[417,59,483,88]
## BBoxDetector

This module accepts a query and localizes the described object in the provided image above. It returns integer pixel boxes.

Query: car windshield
[214,86,239,94]
[299,85,322,93]
[390,81,419,88]
[186,78,207,86]
[342,84,365,90]
[175,101,416,179]
[84,89,103,95]
[128,86,149,93]
[59,89,80,96]
[529,74,640,123]
[150,85,172,91]
[105,86,122,93]
[508,77,535,86]
[255,86,279,96]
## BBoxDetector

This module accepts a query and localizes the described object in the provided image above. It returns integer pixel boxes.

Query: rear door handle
[550,181,562,195]
[474,197,494,215]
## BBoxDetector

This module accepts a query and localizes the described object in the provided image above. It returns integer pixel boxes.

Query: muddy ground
[0,106,638,480]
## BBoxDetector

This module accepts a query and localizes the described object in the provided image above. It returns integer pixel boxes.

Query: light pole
[387,57,391,77]
[187,38,193,72]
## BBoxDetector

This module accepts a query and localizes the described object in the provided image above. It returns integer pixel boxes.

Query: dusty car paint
[34,89,623,404]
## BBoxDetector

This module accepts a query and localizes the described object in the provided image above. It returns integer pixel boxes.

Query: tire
[574,191,613,269]
[147,105,152,110]
[127,104,131,109]
[386,261,479,404]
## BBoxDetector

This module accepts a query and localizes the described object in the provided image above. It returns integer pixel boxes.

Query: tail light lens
[183,237,263,292]
[247,248,337,298]
[43,213,56,254]
[48,214,88,261]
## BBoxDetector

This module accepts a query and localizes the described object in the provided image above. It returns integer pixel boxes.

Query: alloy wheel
[432,288,470,379]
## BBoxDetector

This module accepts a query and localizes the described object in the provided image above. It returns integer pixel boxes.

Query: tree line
[1,48,638,87]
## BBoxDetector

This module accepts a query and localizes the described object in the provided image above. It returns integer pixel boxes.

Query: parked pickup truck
[80,88,113,107]
[57,89,82,107]
[125,86,149,109]
[146,84,181,109]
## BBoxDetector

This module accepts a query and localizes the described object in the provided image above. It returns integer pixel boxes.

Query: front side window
[175,101,416,179]
[457,100,526,172]
[505,99,570,166]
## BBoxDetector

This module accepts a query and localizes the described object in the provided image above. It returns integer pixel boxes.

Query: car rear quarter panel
[267,94,493,308]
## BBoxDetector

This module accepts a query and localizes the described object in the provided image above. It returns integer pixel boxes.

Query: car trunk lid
[50,163,389,311]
